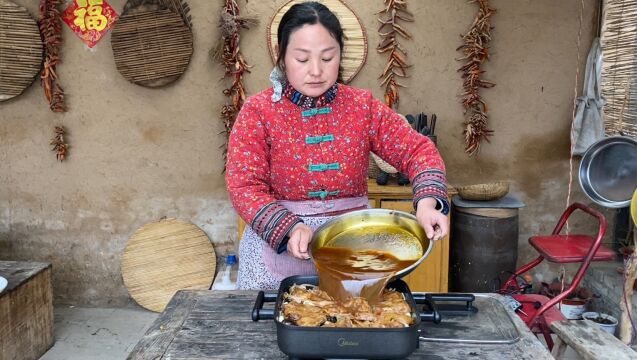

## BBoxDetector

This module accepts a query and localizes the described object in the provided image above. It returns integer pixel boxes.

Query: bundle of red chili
[50,126,68,162]
[457,0,495,155]
[217,0,254,164]
[38,0,66,113]
[377,0,413,109]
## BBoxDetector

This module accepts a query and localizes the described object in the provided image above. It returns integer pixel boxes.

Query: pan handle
[420,298,442,324]
[251,291,276,321]
[427,293,475,303]
[427,293,478,315]
[414,293,478,318]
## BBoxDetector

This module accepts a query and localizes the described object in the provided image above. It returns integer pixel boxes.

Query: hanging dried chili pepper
[50,126,68,161]
[457,0,495,155]
[214,0,255,166]
[377,0,413,109]
[38,0,66,113]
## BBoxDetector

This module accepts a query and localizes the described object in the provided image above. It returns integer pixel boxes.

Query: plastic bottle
[212,254,238,290]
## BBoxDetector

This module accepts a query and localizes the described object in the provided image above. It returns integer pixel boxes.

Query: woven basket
[111,2,193,87]
[0,0,43,101]
[371,153,398,174]
[457,181,509,201]
[368,155,380,179]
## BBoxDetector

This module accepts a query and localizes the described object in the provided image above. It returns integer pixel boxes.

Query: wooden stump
[0,261,54,360]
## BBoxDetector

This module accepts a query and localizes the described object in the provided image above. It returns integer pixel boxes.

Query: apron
[237,197,369,290]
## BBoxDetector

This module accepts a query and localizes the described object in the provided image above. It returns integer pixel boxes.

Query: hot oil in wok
[313,245,418,304]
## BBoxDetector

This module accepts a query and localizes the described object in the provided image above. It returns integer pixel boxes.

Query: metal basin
[579,136,637,208]
[310,209,432,279]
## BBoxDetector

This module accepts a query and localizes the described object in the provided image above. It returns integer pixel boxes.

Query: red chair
[500,202,614,349]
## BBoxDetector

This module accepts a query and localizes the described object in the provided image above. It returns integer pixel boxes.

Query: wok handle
[251,291,276,321]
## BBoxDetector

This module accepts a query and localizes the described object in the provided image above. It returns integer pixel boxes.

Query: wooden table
[0,261,54,360]
[129,291,553,360]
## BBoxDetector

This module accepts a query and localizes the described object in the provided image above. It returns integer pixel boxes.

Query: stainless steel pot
[579,136,637,208]
[310,208,433,279]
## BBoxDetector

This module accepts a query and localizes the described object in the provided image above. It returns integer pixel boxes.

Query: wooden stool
[550,320,637,360]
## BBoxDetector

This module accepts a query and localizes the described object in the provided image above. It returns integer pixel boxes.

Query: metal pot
[310,208,433,279]
[579,136,637,208]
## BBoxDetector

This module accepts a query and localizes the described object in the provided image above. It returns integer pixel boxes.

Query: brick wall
[582,261,637,342]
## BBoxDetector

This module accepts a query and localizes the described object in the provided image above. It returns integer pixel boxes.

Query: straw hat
[267,0,367,84]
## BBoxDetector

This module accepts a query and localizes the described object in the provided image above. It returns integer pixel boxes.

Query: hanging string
[566,0,587,234]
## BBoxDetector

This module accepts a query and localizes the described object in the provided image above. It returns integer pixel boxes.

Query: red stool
[500,202,614,349]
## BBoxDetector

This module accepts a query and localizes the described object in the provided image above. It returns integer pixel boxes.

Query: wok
[310,208,433,279]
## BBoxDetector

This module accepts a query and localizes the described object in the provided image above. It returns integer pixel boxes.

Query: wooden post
[619,230,637,344]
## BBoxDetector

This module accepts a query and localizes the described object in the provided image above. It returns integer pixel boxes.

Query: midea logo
[337,338,359,347]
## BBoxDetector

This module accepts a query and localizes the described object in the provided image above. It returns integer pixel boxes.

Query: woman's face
[283,24,340,98]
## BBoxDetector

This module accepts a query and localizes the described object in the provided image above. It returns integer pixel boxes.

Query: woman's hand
[416,198,449,242]
[287,223,313,259]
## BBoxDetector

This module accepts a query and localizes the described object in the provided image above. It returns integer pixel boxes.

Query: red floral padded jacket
[226,84,448,253]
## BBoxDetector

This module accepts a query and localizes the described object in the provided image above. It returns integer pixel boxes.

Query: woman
[226,1,449,290]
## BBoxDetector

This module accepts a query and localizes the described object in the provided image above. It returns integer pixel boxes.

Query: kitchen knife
[406,114,417,129]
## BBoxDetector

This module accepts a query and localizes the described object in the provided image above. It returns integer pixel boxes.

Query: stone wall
[582,261,637,342]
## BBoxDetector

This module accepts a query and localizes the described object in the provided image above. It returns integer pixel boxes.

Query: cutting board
[122,218,216,312]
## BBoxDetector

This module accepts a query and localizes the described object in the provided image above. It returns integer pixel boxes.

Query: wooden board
[0,0,43,101]
[111,4,193,87]
[122,219,216,312]
[551,320,636,360]
[0,261,53,360]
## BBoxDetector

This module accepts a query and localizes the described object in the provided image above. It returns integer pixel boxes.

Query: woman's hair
[276,2,344,78]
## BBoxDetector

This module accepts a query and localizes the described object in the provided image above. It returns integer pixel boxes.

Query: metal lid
[451,195,525,209]
[579,136,637,208]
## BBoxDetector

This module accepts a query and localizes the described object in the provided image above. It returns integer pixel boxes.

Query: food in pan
[279,284,414,328]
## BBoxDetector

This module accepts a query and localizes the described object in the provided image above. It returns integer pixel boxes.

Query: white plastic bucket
[582,312,618,335]
[559,299,586,320]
